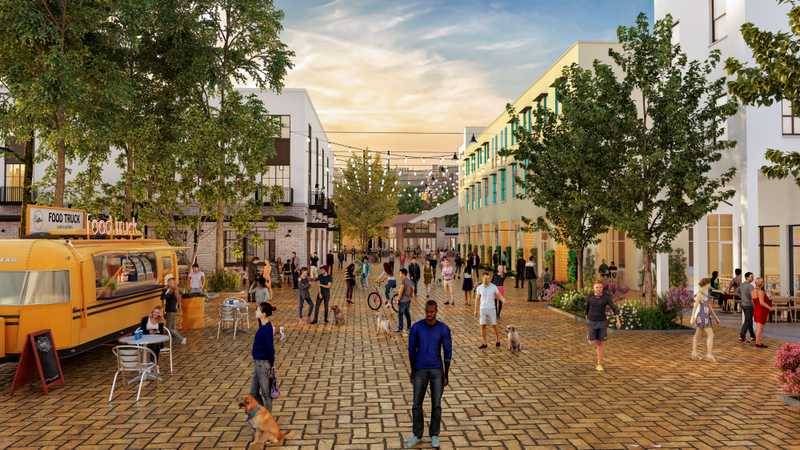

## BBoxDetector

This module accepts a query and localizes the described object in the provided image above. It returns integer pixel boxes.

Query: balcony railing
[0,186,25,204]
[254,186,293,205]
[310,191,327,211]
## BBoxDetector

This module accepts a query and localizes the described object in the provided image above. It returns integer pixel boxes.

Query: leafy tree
[181,0,293,272]
[398,185,425,214]
[504,62,628,289]
[335,151,399,250]
[725,0,800,187]
[0,0,120,206]
[603,14,738,303]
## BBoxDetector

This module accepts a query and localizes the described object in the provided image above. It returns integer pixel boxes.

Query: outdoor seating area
[216,297,251,339]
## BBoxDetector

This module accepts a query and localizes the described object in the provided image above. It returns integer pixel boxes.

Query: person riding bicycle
[375,262,396,303]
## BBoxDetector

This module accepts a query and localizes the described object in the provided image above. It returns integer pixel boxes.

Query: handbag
[269,367,280,399]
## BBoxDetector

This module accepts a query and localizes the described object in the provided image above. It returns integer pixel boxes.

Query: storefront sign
[87,216,139,237]
[26,206,87,236]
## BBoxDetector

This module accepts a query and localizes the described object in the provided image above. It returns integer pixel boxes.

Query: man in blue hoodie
[405,300,452,449]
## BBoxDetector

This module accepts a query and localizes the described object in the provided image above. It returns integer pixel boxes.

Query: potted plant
[99,277,117,297]
[776,343,800,407]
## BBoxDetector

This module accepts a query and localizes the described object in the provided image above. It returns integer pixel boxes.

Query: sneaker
[738,338,746,344]
[478,344,488,349]
[444,302,450,305]
[431,436,440,448]
[404,435,422,448]
[181,337,187,345]
[595,364,604,372]
[495,341,501,347]
[309,320,318,325]
[705,354,717,362]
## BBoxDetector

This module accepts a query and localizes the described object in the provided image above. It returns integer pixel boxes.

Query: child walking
[690,278,720,361]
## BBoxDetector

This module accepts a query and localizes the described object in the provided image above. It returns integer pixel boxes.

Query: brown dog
[238,394,291,448]
[331,304,346,325]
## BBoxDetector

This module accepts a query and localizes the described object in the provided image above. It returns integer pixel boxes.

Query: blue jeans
[297,292,313,319]
[412,368,443,438]
[398,301,411,331]
[385,279,397,300]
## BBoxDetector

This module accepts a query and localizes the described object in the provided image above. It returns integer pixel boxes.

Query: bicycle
[367,283,399,312]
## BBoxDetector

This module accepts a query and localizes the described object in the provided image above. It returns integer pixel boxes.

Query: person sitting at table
[709,271,725,311]
[139,306,166,360]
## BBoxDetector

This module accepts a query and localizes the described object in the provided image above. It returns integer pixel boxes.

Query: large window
[0,270,70,305]
[791,225,800,296]
[483,178,489,206]
[711,0,726,43]
[5,163,24,187]
[500,169,506,202]
[782,100,800,135]
[270,115,290,138]
[760,225,781,293]
[93,252,157,297]
[263,165,291,191]
[708,214,733,278]
[491,174,497,204]
[612,230,626,268]
[511,164,517,199]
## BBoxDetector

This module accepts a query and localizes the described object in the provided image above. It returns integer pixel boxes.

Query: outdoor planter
[181,292,208,329]
[776,343,800,405]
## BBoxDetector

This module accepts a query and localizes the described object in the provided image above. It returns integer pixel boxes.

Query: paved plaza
[2,274,800,449]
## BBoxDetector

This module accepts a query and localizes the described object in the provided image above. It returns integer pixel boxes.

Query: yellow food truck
[0,206,178,362]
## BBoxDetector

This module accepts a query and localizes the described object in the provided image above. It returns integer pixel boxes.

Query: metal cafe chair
[109,345,158,402]
[159,327,174,374]
[217,303,241,339]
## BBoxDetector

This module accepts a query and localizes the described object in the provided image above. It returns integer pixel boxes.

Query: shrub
[663,286,694,311]
[542,283,562,303]
[207,270,241,292]
[776,343,800,397]
[669,249,689,287]
[610,302,643,330]
[603,279,629,299]
[638,303,679,329]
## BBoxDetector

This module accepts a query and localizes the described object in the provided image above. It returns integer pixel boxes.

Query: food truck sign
[26,205,87,236]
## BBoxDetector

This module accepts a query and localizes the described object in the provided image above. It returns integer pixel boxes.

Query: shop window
[5,163,24,187]
[93,252,157,297]
[707,214,733,278]
[760,225,781,293]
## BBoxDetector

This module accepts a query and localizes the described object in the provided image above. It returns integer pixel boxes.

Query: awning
[410,197,458,223]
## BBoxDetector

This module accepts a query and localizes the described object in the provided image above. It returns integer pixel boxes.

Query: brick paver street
[2,272,800,449]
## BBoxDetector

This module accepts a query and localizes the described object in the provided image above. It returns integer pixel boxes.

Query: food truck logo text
[87,216,139,236]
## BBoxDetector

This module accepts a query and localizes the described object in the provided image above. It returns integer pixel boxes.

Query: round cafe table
[118,334,170,383]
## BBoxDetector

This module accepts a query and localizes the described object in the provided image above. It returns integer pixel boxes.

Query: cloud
[475,39,534,53]
[419,25,461,41]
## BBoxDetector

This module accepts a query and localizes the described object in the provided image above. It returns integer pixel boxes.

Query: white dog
[376,311,392,337]
[506,325,522,351]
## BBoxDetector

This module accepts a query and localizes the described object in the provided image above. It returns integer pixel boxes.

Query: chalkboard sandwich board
[10,329,65,395]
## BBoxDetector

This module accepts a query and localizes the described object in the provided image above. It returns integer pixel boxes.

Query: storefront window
[760,225,780,294]
[94,252,157,295]
[707,214,733,278]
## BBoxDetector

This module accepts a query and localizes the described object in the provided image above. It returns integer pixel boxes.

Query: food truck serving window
[0,271,71,305]
[94,252,158,294]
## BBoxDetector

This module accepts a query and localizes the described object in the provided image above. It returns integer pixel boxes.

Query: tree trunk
[18,133,35,238]
[643,251,654,305]
[577,247,584,290]
[53,110,66,207]
[123,144,134,219]
[215,200,225,273]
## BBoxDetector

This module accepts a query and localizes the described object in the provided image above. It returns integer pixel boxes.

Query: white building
[0,88,335,272]
[655,0,800,295]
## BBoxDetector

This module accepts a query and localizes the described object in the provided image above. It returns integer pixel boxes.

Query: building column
[693,216,709,289]
[741,156,761,277]
[779,224,790,296]
[655,252,669,296]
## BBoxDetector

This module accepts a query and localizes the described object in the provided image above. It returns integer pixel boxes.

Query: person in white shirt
[188,263,206,293]
[474,272,505,349]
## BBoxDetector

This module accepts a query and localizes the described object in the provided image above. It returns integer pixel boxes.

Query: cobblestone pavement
[2,272,800,449]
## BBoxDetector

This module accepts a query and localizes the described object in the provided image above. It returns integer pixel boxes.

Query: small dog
[506,325,522,351]
[331,305,346,325]
[376,311,392,337]
[238,394,292,448]
[279,326,286,342]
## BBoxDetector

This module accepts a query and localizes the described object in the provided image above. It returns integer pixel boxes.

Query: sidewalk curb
[544,305,694,334]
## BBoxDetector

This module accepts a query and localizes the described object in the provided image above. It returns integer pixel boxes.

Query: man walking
[312,265,332,324]
[738,272,755,343]
[326,250,335,276]
[469,250,481,279]
[405,300,452,449]
[408,256,421,295]
[310,252,319,279]
[525,256,537,301]
[586,281,621,372]
[337,249,345,270]
[475,272,505,349]
[515,253,525,289]
[162,275,187,345]
[454,253,463,279]
[397,268,414,332]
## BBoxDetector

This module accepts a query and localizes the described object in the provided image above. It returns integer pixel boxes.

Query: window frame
[782,100,800,135]
[711,0,726,43]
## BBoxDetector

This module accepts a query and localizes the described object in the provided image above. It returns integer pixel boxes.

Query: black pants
[495,298,502,319]
[515,276,523,288]
[412,368,443,438]
[346,282,354,301]
[314,291,330,322]
[292,272,298,289]
[740,306,755,340]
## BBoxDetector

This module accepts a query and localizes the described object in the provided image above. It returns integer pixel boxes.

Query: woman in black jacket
[139,306,167,359]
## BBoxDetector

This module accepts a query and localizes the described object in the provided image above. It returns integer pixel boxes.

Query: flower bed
[546,285,691,331]
[776,343,800,405]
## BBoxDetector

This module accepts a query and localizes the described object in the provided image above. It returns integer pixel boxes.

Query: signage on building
[26,205,87,237]
[87,216,139,238]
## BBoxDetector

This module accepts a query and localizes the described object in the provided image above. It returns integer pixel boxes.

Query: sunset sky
[276,0,653,170]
